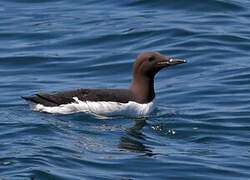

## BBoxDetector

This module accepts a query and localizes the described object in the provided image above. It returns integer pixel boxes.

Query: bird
[22,52,186,116]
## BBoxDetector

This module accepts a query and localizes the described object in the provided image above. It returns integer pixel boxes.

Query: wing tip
[21,96,32,101]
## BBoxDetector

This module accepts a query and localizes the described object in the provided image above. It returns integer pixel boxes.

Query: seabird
[22,52,186,116]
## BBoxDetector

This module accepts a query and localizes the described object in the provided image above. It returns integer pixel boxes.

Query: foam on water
[28,97,154,117]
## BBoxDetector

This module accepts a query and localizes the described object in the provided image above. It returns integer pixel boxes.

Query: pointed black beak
[158,58,186,66]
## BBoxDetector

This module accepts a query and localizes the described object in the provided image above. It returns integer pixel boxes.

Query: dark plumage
[22,52,186,107]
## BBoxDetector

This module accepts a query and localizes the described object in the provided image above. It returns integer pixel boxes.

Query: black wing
[22,89,135,107]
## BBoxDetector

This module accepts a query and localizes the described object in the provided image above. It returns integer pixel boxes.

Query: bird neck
[129,74,155,103]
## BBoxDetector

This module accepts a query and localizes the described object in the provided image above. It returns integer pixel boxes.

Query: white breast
[28,97,154,117]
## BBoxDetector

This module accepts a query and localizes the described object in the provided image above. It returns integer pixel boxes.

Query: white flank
[28,97,154,117]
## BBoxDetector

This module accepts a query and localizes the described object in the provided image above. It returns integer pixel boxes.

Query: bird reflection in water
[118,118,156,157]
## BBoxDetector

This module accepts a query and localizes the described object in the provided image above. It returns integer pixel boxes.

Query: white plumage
[29,97,154,117]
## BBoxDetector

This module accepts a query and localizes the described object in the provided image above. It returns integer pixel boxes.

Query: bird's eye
[148,56,155,62]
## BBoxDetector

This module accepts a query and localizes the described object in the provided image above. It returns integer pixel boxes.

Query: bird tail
[21,95,58,107]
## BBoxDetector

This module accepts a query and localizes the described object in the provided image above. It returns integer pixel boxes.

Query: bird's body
[22,52,186,117]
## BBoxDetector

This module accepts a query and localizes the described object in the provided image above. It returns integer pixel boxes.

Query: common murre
[22,52,186,116]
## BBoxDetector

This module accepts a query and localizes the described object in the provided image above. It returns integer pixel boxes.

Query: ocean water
[1,0,250,179]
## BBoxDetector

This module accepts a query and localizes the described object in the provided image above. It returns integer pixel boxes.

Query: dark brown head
[129,52,186,103]
[132,52,186,78]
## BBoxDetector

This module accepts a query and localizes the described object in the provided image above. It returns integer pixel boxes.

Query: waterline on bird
[28,97,155,117]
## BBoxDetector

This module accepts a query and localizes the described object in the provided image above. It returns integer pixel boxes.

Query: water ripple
[1,0,250,179]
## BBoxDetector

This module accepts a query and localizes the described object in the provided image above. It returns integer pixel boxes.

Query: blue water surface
[1,0,250,179]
